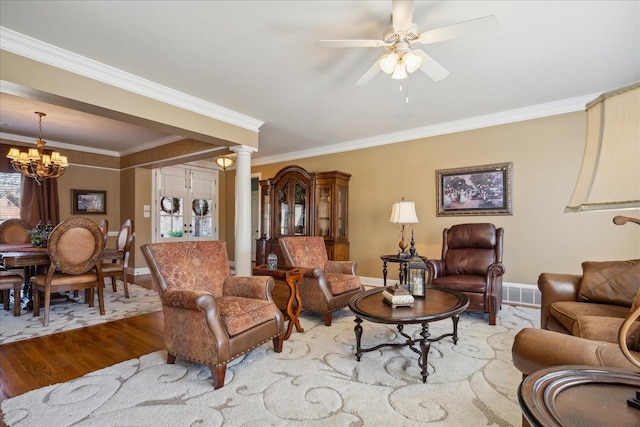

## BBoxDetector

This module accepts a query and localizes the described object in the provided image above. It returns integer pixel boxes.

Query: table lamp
[389,197,419,258]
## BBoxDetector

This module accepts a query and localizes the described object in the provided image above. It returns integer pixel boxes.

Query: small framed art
[72,189,107,215]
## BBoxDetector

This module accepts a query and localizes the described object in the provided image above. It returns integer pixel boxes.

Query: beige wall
[57,165,120,247]
[250,112,640,285]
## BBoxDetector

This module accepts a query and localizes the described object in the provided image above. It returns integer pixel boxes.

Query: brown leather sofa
[512,259,640,376]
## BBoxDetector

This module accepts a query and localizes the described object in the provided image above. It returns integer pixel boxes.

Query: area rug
[0,283,162,344]
[1,304,539,426]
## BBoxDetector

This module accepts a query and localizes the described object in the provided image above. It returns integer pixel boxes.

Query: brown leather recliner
[278,236,364,326]
[425,223,505,325]
[141,240,285,389]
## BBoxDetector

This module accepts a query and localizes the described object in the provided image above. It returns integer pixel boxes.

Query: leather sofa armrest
[324,260,357,275]
[223,275,274,301]
[538,273,582,329]
[512,328,639,376]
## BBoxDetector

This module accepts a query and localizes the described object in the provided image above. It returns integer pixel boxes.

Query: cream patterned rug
[2,304,539,426]
[0,283,162,344]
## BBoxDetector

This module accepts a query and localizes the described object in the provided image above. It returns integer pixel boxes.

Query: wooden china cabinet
[256,165,351,267]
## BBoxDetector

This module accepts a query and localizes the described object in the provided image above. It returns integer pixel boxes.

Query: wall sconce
[215,156,235,171]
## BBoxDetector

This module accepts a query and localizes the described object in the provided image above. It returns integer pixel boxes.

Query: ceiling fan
[317,0,499,86]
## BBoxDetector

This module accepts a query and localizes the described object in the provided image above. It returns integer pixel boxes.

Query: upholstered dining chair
[31,217,106,326]
[278,236,364,326]
[425,223,505,325]
[101,219,133,297]
[98,219,109,248]
[0,218,31,244]
[140,240,285,389]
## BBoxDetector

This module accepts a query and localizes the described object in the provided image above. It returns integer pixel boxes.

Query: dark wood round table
[348,286,469,383]
[518,365,640,426]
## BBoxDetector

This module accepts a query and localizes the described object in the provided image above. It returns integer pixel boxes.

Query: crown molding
[0,131,188,158]
[0,27,264,132]
[251,94,595,166]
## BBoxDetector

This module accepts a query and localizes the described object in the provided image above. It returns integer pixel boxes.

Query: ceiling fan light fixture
[380,52,399,74]
[403,51,422,73]
[391,62,408,80]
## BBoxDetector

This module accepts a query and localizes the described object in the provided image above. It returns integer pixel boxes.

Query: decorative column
[231,145,256,276]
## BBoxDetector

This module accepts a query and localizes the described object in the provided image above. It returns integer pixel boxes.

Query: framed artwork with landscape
[436,162,513,216]
[72,189,107,215]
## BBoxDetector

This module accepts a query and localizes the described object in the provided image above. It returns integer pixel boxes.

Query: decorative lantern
[407,252,426,297]
[267,251,278,270]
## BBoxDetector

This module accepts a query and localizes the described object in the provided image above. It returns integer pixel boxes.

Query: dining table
[0,243,122,311]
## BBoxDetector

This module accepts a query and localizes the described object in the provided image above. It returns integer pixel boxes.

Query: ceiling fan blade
[355,58,382,86]
[413,49,450,81]
[418,15,499,45]
[316,39,387,48]
[392,0,415,31]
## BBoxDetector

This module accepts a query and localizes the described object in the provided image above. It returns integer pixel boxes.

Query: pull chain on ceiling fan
[316,0,499,86]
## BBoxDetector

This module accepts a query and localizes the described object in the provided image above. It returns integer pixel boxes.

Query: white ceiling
[0,1,638,163]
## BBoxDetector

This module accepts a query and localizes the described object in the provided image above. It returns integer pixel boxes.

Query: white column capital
[230,145,258,155]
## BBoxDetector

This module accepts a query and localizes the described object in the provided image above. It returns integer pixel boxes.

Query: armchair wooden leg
[323,312,332,326]
[211,365,226,389]
[111,277,117,292]
[489,312,496,326]
[273,335,284,353]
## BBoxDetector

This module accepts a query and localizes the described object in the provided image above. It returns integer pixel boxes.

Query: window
[0,172,21,223]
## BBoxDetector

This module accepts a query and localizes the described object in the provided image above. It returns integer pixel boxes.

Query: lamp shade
[390,200,419,224]
[565,81,640,212]
[380,53,399,74]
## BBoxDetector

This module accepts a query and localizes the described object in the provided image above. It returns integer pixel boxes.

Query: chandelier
[6,112,68,184]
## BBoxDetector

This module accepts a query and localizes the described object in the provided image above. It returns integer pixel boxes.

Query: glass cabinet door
[277,185,289,236]
[337,187,347,239]
[317,185,331,237]
[293,181,306,235]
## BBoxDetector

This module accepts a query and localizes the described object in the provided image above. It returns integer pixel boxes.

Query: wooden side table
[380,254,427,286]
[518,365,640,426]
[253,265,304,340]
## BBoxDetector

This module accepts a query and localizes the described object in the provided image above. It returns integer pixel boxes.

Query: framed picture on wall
[436,162,513,216]
[72,189,107,215]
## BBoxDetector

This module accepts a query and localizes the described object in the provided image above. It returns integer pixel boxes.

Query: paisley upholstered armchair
[141,240,285,389]
[279,236,364,326]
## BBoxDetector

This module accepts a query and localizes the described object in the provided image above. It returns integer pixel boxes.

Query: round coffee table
[348,286,469,383]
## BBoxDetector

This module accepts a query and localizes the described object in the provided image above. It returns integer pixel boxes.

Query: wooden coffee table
[348,286,469,383]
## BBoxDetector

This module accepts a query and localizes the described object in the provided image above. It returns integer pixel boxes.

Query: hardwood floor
[0,275,165,403]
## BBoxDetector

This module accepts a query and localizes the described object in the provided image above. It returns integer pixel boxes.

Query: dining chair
[101,219,133,298]
[98,219,109,248]
[0,219,31,244]
[31,217,106,326]
[0,256,24,316]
